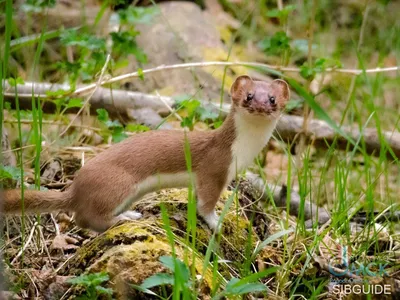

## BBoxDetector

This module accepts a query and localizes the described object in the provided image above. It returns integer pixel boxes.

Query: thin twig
[155,91,182,122]
[71,61,400,97]
[4,63,399,102]
[59,54,111,137]
[50,213,61,236]
[4,119,101,132]
[11,222,38,264]
[38,226,55,271]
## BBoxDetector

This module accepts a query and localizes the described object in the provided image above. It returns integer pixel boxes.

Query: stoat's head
[230,75,290,120]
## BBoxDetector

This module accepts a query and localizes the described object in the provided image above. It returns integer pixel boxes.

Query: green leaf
[66,98,84,109]
[180,117,194,130]
[131,47,148,64]
[112,127,128,143]
[22,0,56,12]
[95,286,113,295]
[7,77,23,87]
[140,273,175,289]
[67,272,110,287]
[96,108,109,123]
[258,31,290,55]
[16,77,25,85]
[177,99,201,115]
[283,5,296,12]
[266,9,281,18]
[285,98,303,112]
[252,229,294,259]
[213,120,223,129]
[159,256,190,282]
[196,106,219,121]
[105,120,122,128]
[300,65,316,80]
[0,166,22,180]
[226,281,267,295]
[266,5,295,19]
[138,68,144,81]
[300,58,343,80]
[292,39,316,55]
[60,29,106,51]
[118,6,159,24]
[232,267,278,286]
[126,124,150,132]
[7,78,16,87]
[110,31,140,57]
[213,267,277,299]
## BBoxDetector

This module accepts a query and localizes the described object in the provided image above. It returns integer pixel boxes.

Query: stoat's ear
[230,75,254,100]
[271,79,290,101]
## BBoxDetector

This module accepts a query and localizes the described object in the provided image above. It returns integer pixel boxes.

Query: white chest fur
[228,113,278,180]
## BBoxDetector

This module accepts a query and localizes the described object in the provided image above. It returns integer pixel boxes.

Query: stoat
[3,75,290,232]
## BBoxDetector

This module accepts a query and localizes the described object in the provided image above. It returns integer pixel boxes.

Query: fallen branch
[245,172,331,228]
[5,61,400,99]
[4,83,400,159]
[4,81,173,116]
[276,115,400,159]
[50,62,400,97]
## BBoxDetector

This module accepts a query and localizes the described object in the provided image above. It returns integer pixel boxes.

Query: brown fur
[2,76,289,232]
[3,189,72,213]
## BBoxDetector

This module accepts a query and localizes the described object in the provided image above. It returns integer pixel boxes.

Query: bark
[4,82,400,159]
[4,81,173,117]
[245,172,331,227]
[276,115,400,159]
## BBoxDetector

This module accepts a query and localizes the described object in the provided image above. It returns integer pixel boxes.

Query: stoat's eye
[246,93,254,101]
[269,96,276,104]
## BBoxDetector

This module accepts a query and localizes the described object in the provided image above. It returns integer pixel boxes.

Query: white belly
[137,172,194,194]
[114,172,195,215]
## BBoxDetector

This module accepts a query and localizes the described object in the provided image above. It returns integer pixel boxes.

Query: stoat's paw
[202,210,220,232]
[117,210,143,221]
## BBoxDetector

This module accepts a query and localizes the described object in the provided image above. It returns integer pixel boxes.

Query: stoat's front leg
[195,171,228,231]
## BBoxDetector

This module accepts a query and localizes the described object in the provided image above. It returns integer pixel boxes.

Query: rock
[127,107,173,129]
[122,1,246,102]
[15,0,110,33]
[0,291,21,300]
[60,188,260,298]
[40,158,63,185]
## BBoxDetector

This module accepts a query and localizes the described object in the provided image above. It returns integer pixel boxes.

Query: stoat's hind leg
[74,213,110,232]
[74,211,142,233]
[114,210,142,221]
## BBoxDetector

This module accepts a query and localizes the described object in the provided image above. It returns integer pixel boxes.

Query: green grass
[1,0,399,299]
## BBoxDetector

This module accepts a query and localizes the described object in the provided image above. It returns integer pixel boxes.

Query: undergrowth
[1,0,399,299]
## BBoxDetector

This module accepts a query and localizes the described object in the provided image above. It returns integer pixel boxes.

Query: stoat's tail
[2,189,72,214]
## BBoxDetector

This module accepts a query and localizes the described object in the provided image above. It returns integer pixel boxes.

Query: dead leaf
[50,234,79,252]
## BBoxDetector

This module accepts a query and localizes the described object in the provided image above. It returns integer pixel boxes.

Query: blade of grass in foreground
[183,132,200,297]
[3,0,25,245]
[1,0,13,161]
[30,10,48,191]
[160,204,191,299]
[28,8,48,233]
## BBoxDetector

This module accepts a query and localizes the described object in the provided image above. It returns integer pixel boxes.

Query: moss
[65,222,216,299]
[65,222,157,274]
[63,188,266,298]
